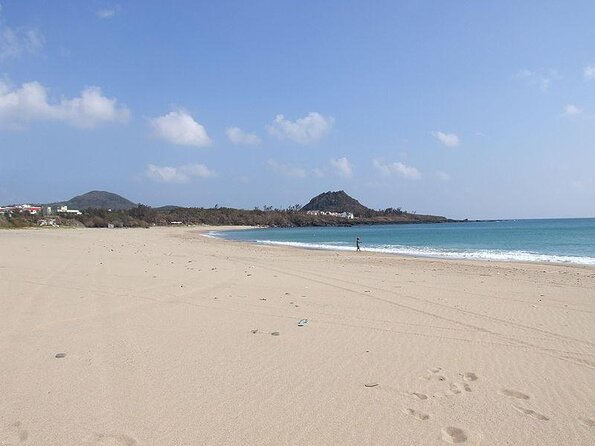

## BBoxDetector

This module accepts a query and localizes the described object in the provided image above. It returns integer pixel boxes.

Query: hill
[49,191,136,210]
[301,190,372,216]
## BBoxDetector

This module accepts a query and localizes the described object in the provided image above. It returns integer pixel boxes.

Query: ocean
[210,218,595,266]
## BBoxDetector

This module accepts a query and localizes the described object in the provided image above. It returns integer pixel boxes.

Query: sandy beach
[0,226,593,445]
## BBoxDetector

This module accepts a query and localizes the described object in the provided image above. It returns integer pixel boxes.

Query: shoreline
[4,224,593,269]
[202,226,595,270]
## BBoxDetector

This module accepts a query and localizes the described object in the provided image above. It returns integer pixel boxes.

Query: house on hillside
[0,204,42,215]
[56,205,82,215]
[306,210,354,219]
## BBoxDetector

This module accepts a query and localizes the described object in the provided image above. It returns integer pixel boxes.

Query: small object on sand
[251,329,258,334]
[55,353,66,359]
[364,383,379,388]
[298,319,309,327]
[271,331,280,336]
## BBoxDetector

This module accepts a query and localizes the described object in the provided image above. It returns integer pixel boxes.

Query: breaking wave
[248,240,595,265]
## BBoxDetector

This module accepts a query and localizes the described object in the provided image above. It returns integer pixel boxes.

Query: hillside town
[0,204,81,216]
[306,210,354,219]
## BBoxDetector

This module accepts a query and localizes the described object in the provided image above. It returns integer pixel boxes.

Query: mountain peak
[49,190,136,210]
[301,191,372,216]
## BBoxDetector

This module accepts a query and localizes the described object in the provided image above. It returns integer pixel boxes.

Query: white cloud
[266,160,307,178]
[436,170,451,181]
[373,159,421,180]
[226,126,261,145]
[145,163,215,183]
[563,104,582,117]
[329,157,353,178]
[267,112,333,144]
[0,7,44,60]
[96,6,121,19]
[515,69,559,92]
[432,131,460,147]
[150,109,212,147]
[312,168,325,178]
[584,64,595,80]
[0,80,130,128]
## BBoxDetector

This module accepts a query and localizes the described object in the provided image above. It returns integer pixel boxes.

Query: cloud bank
[96,5,121,19]
[150,110,212,147]
[0,80,130,128]
[145,163,215,183]
[226,127,261,145]
[563,104,582,117]
[515,69,559,92]
[432,131,460,147]
[0,6,44,60]
[373,159,421,179]
[268,112,333,144]
[330,157,353,178]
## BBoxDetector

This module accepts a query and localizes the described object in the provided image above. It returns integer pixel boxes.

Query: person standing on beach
[356,237,361,252]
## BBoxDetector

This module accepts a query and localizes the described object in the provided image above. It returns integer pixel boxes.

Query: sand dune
[1,227,594,445]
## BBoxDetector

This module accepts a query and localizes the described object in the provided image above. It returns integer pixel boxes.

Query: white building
[57,205,82,215]
[306,210,354,219]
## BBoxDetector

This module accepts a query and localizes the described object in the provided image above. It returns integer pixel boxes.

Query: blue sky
[1,0,594,219]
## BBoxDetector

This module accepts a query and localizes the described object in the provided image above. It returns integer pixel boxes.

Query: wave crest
[250,240,595,265]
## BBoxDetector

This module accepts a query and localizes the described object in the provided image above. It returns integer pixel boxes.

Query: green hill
[301,190,373,216]
[49,190,136,210]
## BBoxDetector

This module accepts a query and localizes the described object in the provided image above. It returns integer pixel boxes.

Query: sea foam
[250,240,595,265]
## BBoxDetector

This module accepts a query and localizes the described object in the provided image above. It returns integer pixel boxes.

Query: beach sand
[0,226,594,445]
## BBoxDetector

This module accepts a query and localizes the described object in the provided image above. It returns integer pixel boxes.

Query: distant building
[39,218,58,227]
[56,205,82,215]
[306,210,354,219]
[0,204,42,215]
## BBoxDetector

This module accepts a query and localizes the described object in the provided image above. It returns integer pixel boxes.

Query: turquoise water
[211,219,595,266]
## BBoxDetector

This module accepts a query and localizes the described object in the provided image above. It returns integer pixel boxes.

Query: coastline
[204,225,595,270]
[1,226,593,445]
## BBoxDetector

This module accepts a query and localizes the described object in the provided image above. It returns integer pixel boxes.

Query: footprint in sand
[441,426,468,444]
[578,417,595,428]
[499,389,530,400]
[462,372,478,382]
[90,433,138,446]
[513,405,549,421]
[0,421,29,444]
[403,408,430,421]
[462,383,472,392]
[409,392,428,400]
[422,367,448,382]
[423,373,447,382]
[447,383,462,395]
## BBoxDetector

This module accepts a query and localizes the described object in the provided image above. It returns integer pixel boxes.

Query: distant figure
[356,237,361,252]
